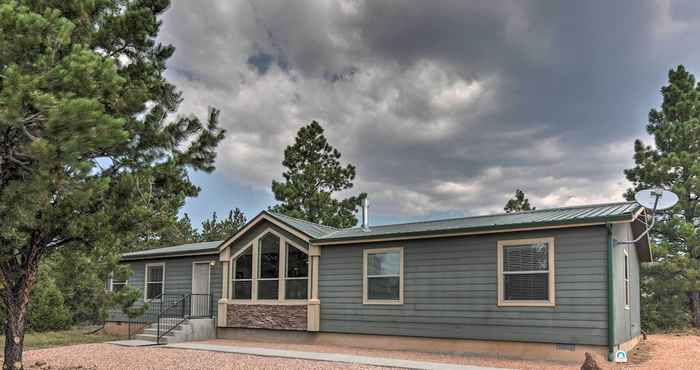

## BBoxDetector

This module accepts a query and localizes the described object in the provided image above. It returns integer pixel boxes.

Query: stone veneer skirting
[226,304,307,331]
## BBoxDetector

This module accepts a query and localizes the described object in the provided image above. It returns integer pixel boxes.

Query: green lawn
[0,327,124,351]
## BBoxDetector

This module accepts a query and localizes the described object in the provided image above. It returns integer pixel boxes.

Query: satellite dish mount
[616,188,678,245]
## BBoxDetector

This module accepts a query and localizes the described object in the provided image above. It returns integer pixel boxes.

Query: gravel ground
[203,333,700,370]
[19,343,396,370]
[11,333,700,369]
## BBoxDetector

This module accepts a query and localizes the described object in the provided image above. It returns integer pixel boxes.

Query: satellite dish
[617,188,678,246]
[634,189,679,211]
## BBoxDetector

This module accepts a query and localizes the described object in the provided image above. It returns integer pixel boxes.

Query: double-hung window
[145,263,164,301]
[232,247,253,299]
[497,238,555,306]
[110,278,127,293]
[363,247,404,304]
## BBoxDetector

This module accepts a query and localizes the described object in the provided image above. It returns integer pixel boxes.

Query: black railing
[123,293,213,342]
[155,293,213,344]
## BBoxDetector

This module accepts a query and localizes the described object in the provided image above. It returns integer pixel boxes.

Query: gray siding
[319,226,609,345]
[108,254,223,321]
[612,223,642,344]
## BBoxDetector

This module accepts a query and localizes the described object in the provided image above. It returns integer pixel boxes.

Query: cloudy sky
[158,0,700,227]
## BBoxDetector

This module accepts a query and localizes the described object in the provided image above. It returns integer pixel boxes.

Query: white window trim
[497,237,555,307]
[228,228,310,304]
[624,248,630,310]
[363,247,404,305]
[144,262,165,302]
[109,277,128,292]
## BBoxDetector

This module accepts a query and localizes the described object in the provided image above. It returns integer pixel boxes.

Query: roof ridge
[349,201,636,230]
[266,210,339,230]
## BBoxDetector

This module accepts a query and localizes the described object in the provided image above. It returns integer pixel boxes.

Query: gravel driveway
[14,333,700,370]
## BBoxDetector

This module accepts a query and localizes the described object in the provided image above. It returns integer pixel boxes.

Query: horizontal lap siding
[318,226,608,345]
[108,255,223,321]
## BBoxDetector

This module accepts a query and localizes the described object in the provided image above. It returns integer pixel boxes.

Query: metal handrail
[123,293,213,342]
[155,293,213,344]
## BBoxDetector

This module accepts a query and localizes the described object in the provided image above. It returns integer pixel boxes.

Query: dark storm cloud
[159,0,700,218]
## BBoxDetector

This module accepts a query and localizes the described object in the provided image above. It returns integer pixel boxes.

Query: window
[232,247,252,299]
[497,238,555,306]
[258,233,280,300]
[624,249,630,308]
[285,243,308,300]
[228,230,310,302]
[363,247,404,304]
[145,263,164,300]
[110,278,127,293]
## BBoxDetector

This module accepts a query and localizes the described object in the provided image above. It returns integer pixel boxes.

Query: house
[106,201,648,362]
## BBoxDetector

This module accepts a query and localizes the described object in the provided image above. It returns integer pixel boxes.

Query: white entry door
[191,262,211,317]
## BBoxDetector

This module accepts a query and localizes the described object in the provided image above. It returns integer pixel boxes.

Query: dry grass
[0,327,123,351]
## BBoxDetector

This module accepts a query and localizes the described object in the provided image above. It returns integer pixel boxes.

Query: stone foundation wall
[226,304,307,331]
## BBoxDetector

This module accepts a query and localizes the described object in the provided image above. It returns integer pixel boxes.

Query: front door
[191,262,211,317]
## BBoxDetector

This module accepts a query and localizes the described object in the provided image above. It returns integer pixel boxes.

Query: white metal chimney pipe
[361,198,370,231]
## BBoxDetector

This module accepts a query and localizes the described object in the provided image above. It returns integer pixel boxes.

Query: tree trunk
[690,291,700,327]
[1,242,42,370]
[3,301,28,370]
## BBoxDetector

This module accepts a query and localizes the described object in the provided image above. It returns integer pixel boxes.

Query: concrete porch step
[142,328,177,336]
[134,333,169,344]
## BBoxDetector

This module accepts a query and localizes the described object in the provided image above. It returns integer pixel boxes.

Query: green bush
[27,266,72,332]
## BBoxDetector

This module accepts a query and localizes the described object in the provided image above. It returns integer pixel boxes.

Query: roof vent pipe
[361,198,370,232]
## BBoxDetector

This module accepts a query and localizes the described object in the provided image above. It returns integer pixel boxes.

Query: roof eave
[120,249,219,261]
[311,214,636,245]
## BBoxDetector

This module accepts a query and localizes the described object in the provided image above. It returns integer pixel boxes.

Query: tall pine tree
[504,189,535,213]
[271,121,366,228]
[625,65,700,329]
[200,208,246,241]
[0,1,224,367]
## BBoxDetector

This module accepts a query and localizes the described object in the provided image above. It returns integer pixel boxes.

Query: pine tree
[0,1,224,367]
[504,189,535,213]
[624,65,700,329]
[271,121,366,228]
[200,208,247,242]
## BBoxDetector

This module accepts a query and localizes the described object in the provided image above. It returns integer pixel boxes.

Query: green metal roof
[313,202,641,243]
[121,240,223,260]
[121,202,642,259]
[265,211,338,239]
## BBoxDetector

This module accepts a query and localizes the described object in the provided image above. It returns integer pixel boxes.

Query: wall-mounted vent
[556,343,576,352]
